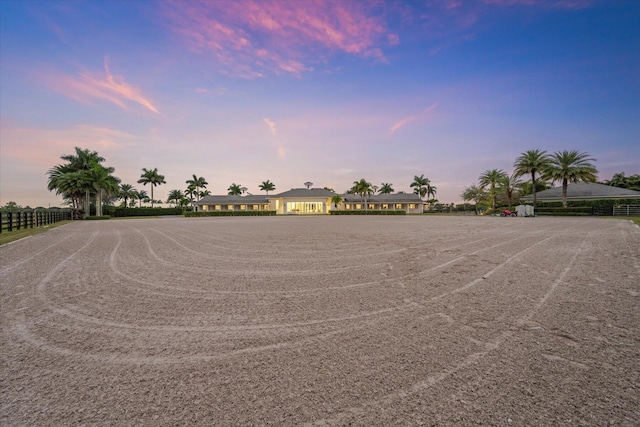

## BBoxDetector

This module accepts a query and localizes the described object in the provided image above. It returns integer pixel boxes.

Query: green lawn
[0,221,73,246]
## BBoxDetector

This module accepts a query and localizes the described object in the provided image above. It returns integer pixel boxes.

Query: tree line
[461,149,605,213]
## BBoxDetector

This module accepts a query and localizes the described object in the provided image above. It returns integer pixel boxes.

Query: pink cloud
[163,0,390,77]
[389,103,438,135]
[40,58,159,113]
[263,118,277,136]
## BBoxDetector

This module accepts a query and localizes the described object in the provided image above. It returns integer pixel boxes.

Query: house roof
[196,194,269,205]
[271,188,337,198]
[521,182,640,201]
[341,193,423,203]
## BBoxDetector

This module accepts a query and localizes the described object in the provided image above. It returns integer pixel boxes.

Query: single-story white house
[195,188,425,214]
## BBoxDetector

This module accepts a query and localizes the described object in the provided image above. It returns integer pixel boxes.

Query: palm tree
[119,184,136,208]
[136,189,149,207]
[259,180,276,195]
[544,150,598,208]
[138,168,166,208]
[461,185,488,215]
[86,164,120,216]
[410,174,431,199]
[185,175,208,202]
[331,194,343,210]
[352,178,373,210]
[185,184,197,210]
[513,149,551,209]
[47,147,109,217]
[479,169,507,210]
[167,189,184,207]
[199,189,211,198]
[379,183,394,194]
[228,183,242,195]
[498,174,522,210]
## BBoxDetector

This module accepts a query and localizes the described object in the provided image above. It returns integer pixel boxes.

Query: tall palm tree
[513,149,551,209]
[136,189,148,207]
[228,183,242,195]
[167,189,184,207]
[331,194,343,210]
[461,185,488,215]
[498,173,522,210]
[352,178,373,210]
[185,184,197,210]
[379,183,394,194]
[138,168,166,208]
[479,169,507,210]
[410,174,431,199]
[185,175,208,202]
[87,164,120,216]
[544,150,598,208]
[119,184,137,208]
[259,180,276,195]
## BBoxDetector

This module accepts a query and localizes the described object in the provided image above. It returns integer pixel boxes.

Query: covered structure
[520,182,640,203]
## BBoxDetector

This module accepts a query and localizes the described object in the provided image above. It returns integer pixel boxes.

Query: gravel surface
[1,216,639,426]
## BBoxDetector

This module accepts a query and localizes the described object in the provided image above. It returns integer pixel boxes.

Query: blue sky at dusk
[1,0,638,207]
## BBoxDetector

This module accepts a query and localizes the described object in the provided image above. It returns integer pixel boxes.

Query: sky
[1,0,639,208]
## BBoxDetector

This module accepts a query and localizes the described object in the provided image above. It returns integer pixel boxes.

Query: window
[395,204,403,209]
[202,205,208,211]
[286,202,323,213]
[253,205,259,210]
[356,204,362,210]
[369,204,375,210]
[215,205,221,210]
[240,205,246,210]
[409,204,416,209]
[227,205,233,210]
[382,204,388,210]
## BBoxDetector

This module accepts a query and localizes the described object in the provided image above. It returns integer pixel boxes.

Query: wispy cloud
[264,118,277,136]
[41,57,159,113]
[163,0,391,77]
[389,103,438,135]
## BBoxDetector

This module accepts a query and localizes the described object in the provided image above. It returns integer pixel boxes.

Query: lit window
[382,204,388,209]
[240,205,246,210]
[396,204,402,209]
[409,204,415,209]
[228,205,233,210]
[202,205,208,211]
[253,205,259,210]
[356,204,361,209]
[346,204,351,210]
[215,205,221,210]
[369,204,374,209]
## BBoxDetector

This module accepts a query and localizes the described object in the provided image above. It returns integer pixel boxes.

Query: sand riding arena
[1,216,639,425]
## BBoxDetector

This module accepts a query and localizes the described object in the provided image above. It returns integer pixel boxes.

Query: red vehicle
[500,209,517,217]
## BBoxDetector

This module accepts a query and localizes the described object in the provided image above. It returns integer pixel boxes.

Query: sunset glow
[1,0,638,208]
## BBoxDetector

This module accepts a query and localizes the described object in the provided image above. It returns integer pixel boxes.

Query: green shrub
[184,211,276,217]
[330,210,406,215]
[85,215,111,220]
[103,207,183,217]
[535,207,592,216]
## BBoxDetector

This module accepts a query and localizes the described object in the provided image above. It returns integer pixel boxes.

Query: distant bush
[103,207,183,217]
[185,211,276,217]
[85,215,111,220]
[330,210,406,215]
[535,207,592,216]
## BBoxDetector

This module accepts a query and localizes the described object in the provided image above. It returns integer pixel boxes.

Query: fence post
[8,212,13,232]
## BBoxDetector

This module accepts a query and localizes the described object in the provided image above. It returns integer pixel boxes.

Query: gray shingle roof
[521,182,640,201]
[341,193,423,203]
[196,194,269,205]
[271,188,337,198]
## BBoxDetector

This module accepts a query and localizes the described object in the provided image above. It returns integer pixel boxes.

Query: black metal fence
[0,210,72,233]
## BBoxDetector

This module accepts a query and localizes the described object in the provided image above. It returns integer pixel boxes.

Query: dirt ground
[1,216,638,426]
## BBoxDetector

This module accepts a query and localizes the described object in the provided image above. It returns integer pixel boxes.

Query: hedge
[103,206,183,217]
[535,198,640,208]
[85,215,111,220]
[185,211,276,217]
[330,210,406,215]
[534,207,592,216]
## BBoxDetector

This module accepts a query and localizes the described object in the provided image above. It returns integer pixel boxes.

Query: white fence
[613,205,640,216]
